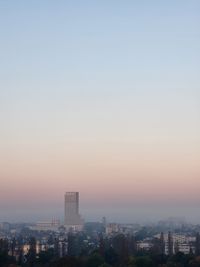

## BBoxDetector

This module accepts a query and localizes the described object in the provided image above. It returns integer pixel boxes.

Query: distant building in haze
[31,219,60,231]
[64,192,83,231]
[106,223,119,235]
[154,233,195,255]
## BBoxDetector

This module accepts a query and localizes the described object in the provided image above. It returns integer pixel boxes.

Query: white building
[32,219,60,231]
[106,223,119,235]
[154,233,195,255]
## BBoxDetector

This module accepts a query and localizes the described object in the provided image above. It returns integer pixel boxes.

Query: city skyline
[0,190,199,224]
[0,1,200,223]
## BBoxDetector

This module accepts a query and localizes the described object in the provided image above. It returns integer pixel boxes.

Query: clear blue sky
[0,1,200,222]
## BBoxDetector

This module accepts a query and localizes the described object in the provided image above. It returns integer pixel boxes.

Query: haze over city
[0,1,200,223]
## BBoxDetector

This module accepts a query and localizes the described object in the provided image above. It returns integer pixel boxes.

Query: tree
[37,248,55,264]
[98,263,112,267]
[104,247,119,266]
[135,256,154,267]
[112,234,129,264]
[87,253,104,267]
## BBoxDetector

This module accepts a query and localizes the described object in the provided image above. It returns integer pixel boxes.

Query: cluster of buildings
[25,191,83,233]
[1,191,200,260]
[138,232,197,255]
[31,192,84,232]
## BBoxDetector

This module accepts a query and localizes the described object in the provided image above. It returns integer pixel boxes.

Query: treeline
[50,252,200,267]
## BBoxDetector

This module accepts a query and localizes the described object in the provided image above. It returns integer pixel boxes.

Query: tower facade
[168,231,174,256]
[64,192,83,228]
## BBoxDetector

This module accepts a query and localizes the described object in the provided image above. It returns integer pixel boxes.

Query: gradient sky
[0,1,200,223]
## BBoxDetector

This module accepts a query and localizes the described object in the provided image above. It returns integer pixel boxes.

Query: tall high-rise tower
[168,231,173,256]
[64,192,83,228]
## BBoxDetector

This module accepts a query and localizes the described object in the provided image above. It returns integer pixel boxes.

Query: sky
[0,1,200,223]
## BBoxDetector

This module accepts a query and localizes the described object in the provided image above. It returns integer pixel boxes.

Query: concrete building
[32,219,60,231]
[154,233,195,255]
[137,241,152,251]
[106,223,119,235]
[64,192,83,231]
